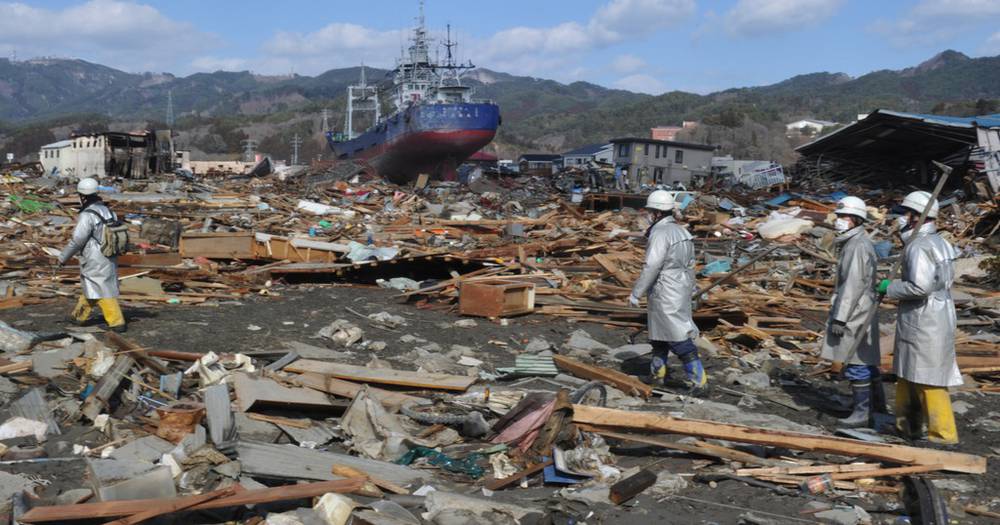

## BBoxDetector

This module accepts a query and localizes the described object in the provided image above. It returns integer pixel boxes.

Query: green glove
[875,279,891,295]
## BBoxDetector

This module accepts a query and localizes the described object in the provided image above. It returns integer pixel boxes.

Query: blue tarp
[765,193,794,207]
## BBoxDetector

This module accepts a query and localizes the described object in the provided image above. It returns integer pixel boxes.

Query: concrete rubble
[0,162,997,524]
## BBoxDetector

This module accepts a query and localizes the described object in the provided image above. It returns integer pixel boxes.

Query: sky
[1,0,999,95]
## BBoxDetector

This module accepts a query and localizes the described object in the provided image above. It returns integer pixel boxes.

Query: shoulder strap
[82,208,109,225]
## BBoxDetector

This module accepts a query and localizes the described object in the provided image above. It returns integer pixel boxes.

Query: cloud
[0,0,214,71]
[611,54,647,74]
[872,0,1000,48]
[256,0,695,79]
[723,0,843,36]
[613,73,667,94]
[983,31,1000,54]
[191,56,249,72]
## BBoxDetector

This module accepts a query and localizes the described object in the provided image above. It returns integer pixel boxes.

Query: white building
[785,118,838,134]
[39,136,107,179]
[561,143,613,166]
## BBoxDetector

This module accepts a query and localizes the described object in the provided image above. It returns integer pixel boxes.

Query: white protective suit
[631,216,698,342]
[820,227,880,365]
[58,202,120,299]
[887,223,961,387]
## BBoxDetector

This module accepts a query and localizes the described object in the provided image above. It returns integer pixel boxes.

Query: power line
[166,90,175,127]
[241,138,258,163]
[290,134,303,165]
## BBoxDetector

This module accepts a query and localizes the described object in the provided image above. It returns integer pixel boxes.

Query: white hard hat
[645,190,675,211]
[901,190,939,218]
[76,178,99,196]
[835,196,867,220]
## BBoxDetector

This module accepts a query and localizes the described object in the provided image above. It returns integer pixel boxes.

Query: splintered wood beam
[571,405,986,474]
[553,354,652,398]
[19,478,366,523]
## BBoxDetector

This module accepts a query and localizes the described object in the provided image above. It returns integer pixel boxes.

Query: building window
[675,150,684,164]
[655,145,660,159]
[644,143,649,156]
[618,144,629,157]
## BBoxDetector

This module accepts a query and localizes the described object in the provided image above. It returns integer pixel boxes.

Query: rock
[0,471,33,510]
[951,400,973,415]
[367,341,387,352]
[734,372,772,391]
[931,478,977,493]
[368,311,408,328]
[524,337,551,352]
[565,329,611,354]
[454,319,478,328]
[55,488,93,505]
[399,334,426,344]
[416,342,443,353]
[610,343,652,360]
[0,376,21,404]
[317,320,363,347]
[648,471,689,496]
[814,505,871,525]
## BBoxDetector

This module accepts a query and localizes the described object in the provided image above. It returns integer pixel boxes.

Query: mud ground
[3,284,997,524]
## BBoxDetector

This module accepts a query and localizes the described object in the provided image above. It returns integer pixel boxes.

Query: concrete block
[87,459,177,501]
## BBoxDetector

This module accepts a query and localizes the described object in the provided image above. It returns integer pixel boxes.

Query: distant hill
[1,50,999,161]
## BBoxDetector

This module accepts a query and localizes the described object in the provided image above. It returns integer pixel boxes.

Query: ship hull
[327,102,500,183]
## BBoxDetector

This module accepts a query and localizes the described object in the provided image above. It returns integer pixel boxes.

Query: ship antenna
[445,24,455,66]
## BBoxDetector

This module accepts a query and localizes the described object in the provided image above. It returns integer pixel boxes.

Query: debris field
[0,165,998,524]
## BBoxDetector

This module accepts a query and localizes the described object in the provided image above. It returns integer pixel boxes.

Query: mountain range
[1,50,998,161]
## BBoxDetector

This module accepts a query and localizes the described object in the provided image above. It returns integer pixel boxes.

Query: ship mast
[344,64,380,140]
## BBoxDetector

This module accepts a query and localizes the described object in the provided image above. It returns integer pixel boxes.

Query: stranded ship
[325,5,501,183]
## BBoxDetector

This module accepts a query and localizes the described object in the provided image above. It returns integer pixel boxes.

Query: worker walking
[820,197,883,428]
[58,178,127,333]
[877,191,960,444]
[628,190,706,392]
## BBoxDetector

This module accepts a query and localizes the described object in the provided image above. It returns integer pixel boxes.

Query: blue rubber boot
[840,380,873,428]
[679,351,707,393]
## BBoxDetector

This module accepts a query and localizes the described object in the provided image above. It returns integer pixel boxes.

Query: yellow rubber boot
[72,296,94,324]
[97,298,125,330]
[895,379,922,439]
[918,384,958,445]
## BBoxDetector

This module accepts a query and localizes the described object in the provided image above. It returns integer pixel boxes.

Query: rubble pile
[0,164,998,524]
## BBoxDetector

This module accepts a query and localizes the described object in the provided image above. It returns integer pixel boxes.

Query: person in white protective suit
[628,190,706,392]
[876,190,960,444]
[820,196,883,428]
[57,178,126,332]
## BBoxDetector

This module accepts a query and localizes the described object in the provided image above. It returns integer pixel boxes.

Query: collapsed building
[796,109,1000,198]
[39,130,174,180]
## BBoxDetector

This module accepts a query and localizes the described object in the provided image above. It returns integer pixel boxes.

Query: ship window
[675,150,684,164]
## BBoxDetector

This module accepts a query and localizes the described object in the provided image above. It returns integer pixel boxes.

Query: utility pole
[321,108,330,132]
[241,138,258,163]
[166,89,175,128]
[290,134,302,165]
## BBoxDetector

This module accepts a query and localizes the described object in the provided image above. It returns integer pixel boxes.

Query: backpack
[84,208,129,257]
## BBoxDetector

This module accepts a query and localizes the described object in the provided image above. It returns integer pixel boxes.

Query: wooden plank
[593,253,630,286]
[19,478,366,523]
[552,354,652,398]
[571,405,987,474]
[179,232,255,259]
[103,487,235,525]
[286,360,475,392]
[80,355,135,422]
[289,372,426,411]
[579,426,789,467]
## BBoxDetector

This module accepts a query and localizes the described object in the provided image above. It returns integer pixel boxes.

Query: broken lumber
[286,359,475,392]
[102,486,235,525]
[288,372,426,411]
[571,405,986,474]
[553,354,652,398]
[19,478,366,523]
